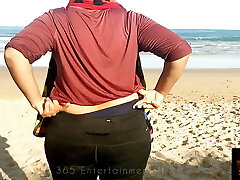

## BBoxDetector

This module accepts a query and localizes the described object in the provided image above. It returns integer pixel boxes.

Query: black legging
[44,101,151,180]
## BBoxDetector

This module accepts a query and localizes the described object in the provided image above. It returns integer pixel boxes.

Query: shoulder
[33,8,67,23]
[49,7,67,14]
[41,7,69,24]
[125,10,152,22]
[126,10,145,19]
[47,7,68,18]
[124,10,154,27]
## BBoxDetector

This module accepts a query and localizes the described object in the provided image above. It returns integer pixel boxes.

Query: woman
[4,0,191,179]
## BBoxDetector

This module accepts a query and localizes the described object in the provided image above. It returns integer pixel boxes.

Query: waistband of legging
[62,99,140,118]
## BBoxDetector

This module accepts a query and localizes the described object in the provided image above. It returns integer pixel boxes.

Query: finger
[43,100,50,116]
[37,100,45,115]
[144,100,153,104]
[32,97,46,116]
[134,98,154,107]
[135,105,144,109]
[53,100,60,107]
[135,100,161,109]
[137,89,147,96]
[47,100,61,116]
[142,104,155,109]
[133,100,145,109]
[49,103,58,116]
[60,102,70,107]
[53,100,61,112]
[135,102,149,109]
[46,98,55,112]
[60,103,70,111]
[38,107,43,115]
[151,101,161,108]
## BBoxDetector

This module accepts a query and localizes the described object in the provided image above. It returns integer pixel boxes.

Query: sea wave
[0,37,12,41]
[186,37,240,42]
[1,43,240,55]
[0,42,6,52]
[0,36,12,52]
[0,30,240,56]
[189,40,240,52]
[191,43,240,48]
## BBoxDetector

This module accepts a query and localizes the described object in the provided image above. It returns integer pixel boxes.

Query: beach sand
[0,66,239,179]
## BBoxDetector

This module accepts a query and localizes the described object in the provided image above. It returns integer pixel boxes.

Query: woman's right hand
[31,97,70,117]
[133,89,164,109]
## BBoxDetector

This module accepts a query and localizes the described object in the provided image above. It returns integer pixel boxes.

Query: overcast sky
[0,0,239,29]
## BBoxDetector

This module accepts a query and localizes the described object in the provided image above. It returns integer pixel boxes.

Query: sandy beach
[0,66,239,179]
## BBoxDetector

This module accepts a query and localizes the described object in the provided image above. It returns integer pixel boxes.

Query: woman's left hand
[133,89,164,109]
[31,97,70,117]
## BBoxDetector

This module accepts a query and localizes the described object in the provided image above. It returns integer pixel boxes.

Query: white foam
[0,42,6,48]
[0,37,12,41]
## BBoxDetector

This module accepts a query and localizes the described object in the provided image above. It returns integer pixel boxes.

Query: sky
[0,0,239,30]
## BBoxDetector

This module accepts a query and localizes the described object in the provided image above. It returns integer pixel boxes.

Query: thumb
[33,97,45,115]
[38,106,43,115]
[35,102,44,115]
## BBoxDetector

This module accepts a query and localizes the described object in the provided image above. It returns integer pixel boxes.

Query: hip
[45,108,151,146]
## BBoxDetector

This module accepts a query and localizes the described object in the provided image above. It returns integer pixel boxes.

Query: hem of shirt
[49,91,144,107]
[5,43,34,64]
[165,40,192,62]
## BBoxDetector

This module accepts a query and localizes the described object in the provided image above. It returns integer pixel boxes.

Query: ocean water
[172,29,240,55]
[0,26,240,68]
[0,26,23,52]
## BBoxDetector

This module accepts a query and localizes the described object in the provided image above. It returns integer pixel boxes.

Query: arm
[133,13,191,109]
[154,54,190,97]
[4,48,68,117]
[4,48,43,108]
[4,11,68,117]
[133,55,190,109]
